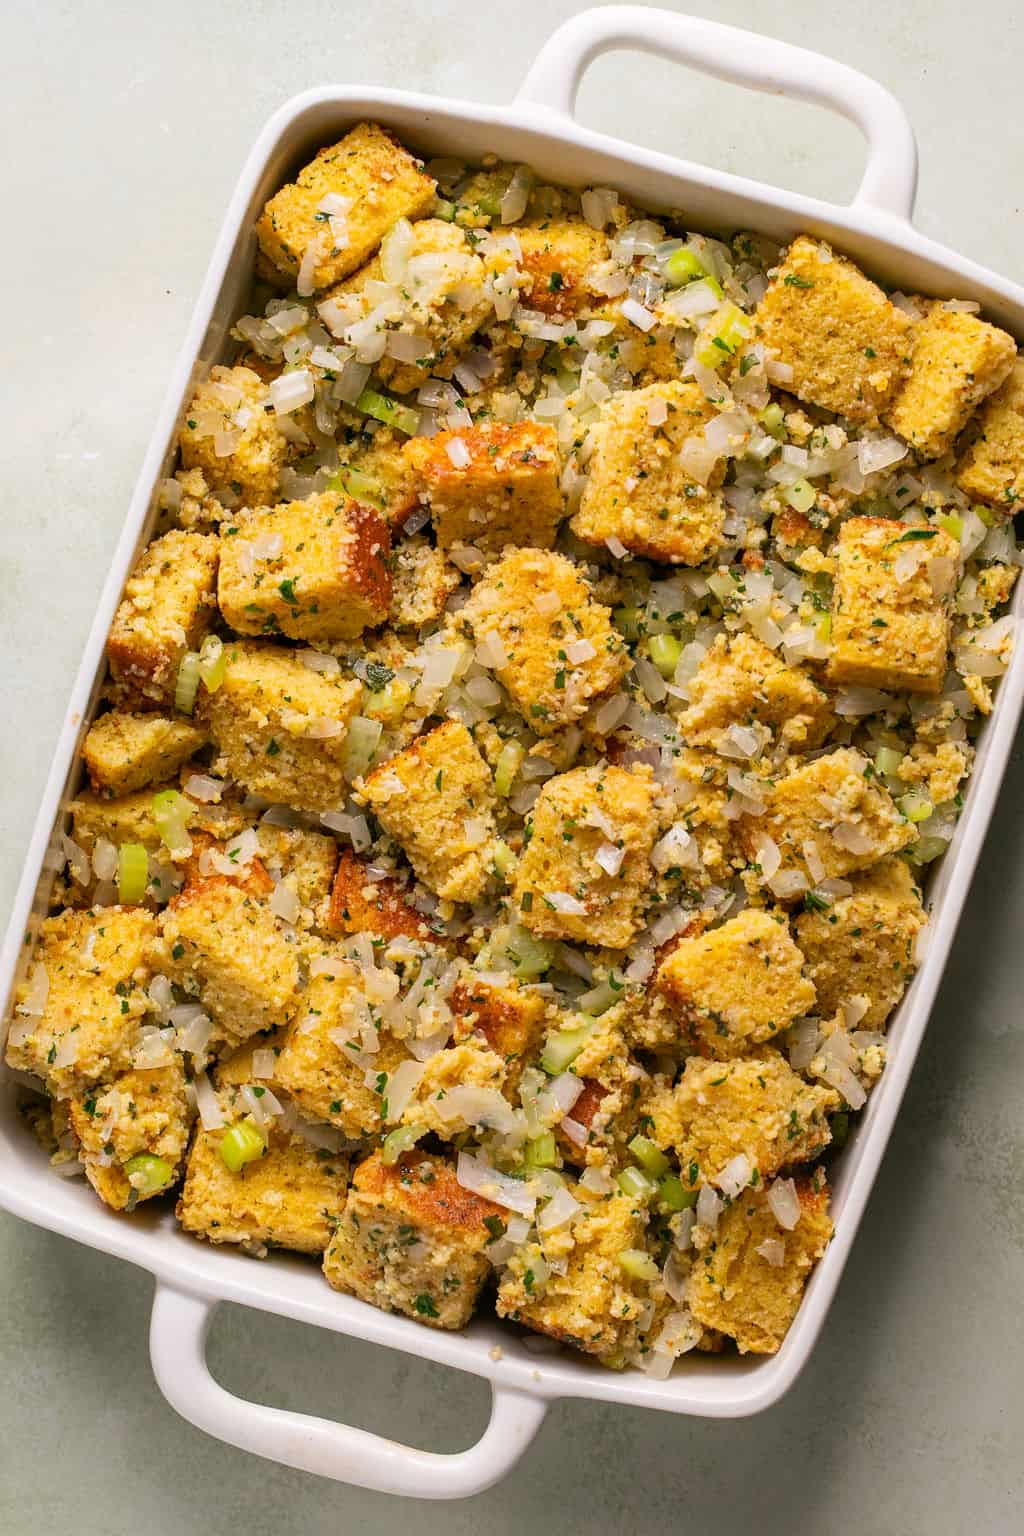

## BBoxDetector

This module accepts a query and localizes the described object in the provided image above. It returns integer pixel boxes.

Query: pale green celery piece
[197,634,227,692]
[152,789,194,857]
[524,1132,557,1169]
[785,478,816,514]
[123,1153,175,1196]
[175,650,202,714]
[356,388,420,437]
[381,1124,425,1165]
[874,745,904,777]
[898,792,934,823]
[627,1134,670,1178]
[616,1248,660,1282]
[494,740,525,798]
[539,1017,596,1075]
[117,842,149,905]
[648,633,683,678]
[342,715,383,780]
[219,1120,266,1174]
[616,1165,657,1202]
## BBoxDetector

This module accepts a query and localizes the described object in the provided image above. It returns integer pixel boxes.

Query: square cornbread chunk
[218,492,391,642]
[155,877,300,1053]
[686,1176,833,1354]
[389,536,461,630]
[405,422,565,552]
[6,907,156,1097]
[514,218,611,320]
[496,1193,648,1359]
[572,381,725,563]
[200,641,361,810]
[179,365,287,506]
[827,517,959,694]
[956,357,1024,509]
[680,633,833,751]
[83,712,207,796]
[255,121,436,293]
[335,428,420,529]
[739,747,915,890]
[178,1112,349,1255]
[326,849,438,942]
[459,548,629,734]
[323,1150,502,1329]
[321,220,492,395]
[512,764,657,949]
[656,909,815,1059]
[361,721,498,902]
[67,1060,192,1211]
[886,304,1016,458]
[449,970,547,1093]
[753,236,912,423]
[794,857,925,1030]
[107,531,219,703]
[275,961,412,1138]
[647,1052,837,1186]
[254,825,338,916]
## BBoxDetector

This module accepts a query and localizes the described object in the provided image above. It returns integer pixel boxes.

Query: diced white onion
[194,1072,225,1130]
[456,1151,536,1216]
[767,1177,801,1230]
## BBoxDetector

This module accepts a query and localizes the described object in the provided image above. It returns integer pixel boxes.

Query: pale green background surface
[1,1,1023,1530]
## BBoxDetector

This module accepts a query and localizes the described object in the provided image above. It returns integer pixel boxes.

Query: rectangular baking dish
[3,6,1023,1499]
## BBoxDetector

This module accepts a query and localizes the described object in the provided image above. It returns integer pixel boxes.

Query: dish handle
[515,5,917,221]
[149,1282,547,1498]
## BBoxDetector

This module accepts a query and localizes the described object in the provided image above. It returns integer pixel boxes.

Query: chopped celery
[874,745,903,778]
[627,1134,670,1178]
[613,605,643,641]
[655,1174,697,1213]
[329,465,385,507]
[617,1248,660,1283]
[175,650,202,715]
[663,247,707,287]
[494,740,525,798]
[975,504,998,528]
[616,1165,657,1202]
[434,198,456,223]
[506,926,555,980]
[815,613,832,644]
[759,402,786,440]
[381,1124,425,1165]
[898,792,933,824]
[491,840,515,880]
[342,715,383,780]
[937,512,963,540]
[648,633,682,679]
[694,301,751,369]
[524,1132,557,1169]
[152,789,194,857]
[123,1153,175,1196]
[356,388,420,437]
[117,843,149,905]
[908,834,948,864]
[540,1017,595,1075]
[362,677,411,722]
[197,634,227,693]
[785,478,816,514]
[219,1120,265,1174]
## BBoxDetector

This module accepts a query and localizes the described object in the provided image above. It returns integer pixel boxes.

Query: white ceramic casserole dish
[2,6,1023,1499]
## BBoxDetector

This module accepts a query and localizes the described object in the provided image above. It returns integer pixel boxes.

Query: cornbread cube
[956,357,1024,509]
[323,1150,502,1329]
[656,909,815,1059]
[83,712,207,796]
[389,535,460,630]
[898,737,971,806]
[403,1039,509,1134]
[794,858,925,1030]
[827,518,960,694]
[107,531,219,703]
[740,748,915,890]
[450,971,547,1092]
[199,641,361,810]
[67,1060,192,1211]
[326,849,438,942]
[69,784,247,868]
[686,1176,833,1354]
[886,304,1016,458]
[514,218,611,319]
[680,633,833,751]
[155,877,300,1053]
[648,1052,838,1186]
[496,1193,648,1359]
[572,381,725,563]
[178,1114,349,1254]
[322,220,491,394]
[405,422,564,552]
[6,907,156,1096]
[179,365,287,505]
[361,721,498,902]
[336,427,420,528]
[459,548,629,734]
[218,492,392,641]
[512,764,657,948]
[255,121,435,292]
[753,237,912,423]
[254,826,338,915]
[275,964,412,1138]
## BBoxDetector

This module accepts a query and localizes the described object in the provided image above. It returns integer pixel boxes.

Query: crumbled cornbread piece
[361,721,497,902]
[753,237,912,422]
[827,517,960,694]
[68,1060,192,1211]
[326,849,437,942]
[256,122,435,292]
[459,548,629,734]
[83,712,207,797]
[573,381,725,563]
[179,365,287,505]
[107,531,219,703]
[679,633,833,750]
[389,535,461,629]
[956,356,1024,509]
[514,218,611,318]
[449,971,547,1092]
[886,304,1016,458]
[405,422,565,552]
[403,1038,509,1134]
